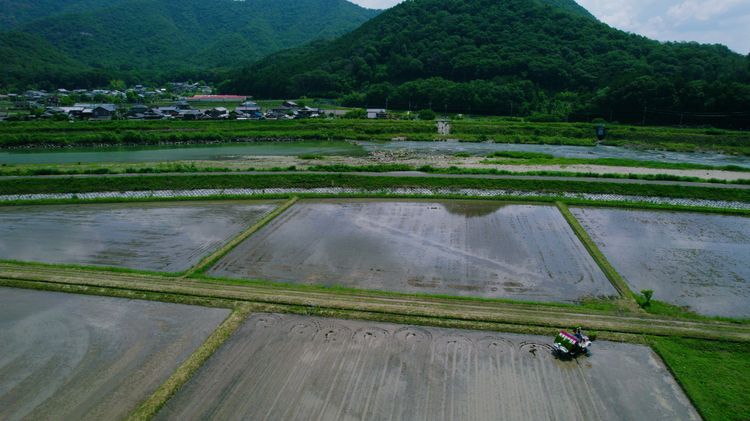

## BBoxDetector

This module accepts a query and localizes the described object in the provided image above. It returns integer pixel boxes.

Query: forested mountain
[221,0,750,125]
[0,0,380,90]
[17,0,380,69]
[0,0,132,31]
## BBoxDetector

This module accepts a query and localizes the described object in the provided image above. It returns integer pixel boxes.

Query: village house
[295,106,319,119]
[235,100,261,114]
[209,107,229,119]
[366,109,388,119]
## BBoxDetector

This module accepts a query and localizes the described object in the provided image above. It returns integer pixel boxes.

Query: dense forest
[0,0,132,30]
[0,0,380,90]
[221,0,750,128]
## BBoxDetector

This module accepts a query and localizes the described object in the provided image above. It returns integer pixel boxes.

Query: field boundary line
[2,273,748,342]
[125,302,254,421]
[181,195,299,278]
[556,201,636,302]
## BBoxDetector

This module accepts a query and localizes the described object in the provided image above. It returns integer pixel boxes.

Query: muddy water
[207,199,616,303]
[0,200,281,272]
[571,207,750,318]
[155,313,699,421]
[0,287,229,421]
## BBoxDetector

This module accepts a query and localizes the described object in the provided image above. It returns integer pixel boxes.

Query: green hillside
[0,0,131,31]
[221,0,750,126]
[0,31,119,89]
[16,0,380,70]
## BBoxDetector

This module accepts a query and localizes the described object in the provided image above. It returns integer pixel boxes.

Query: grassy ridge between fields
[126,302,255,421]
[556,202,635,301]
[3,173,750,203]
[184,196,299,277]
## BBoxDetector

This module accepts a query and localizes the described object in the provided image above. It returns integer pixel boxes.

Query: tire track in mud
[153,314,699,421]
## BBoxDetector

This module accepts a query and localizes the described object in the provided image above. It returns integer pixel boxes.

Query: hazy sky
[349,0,750,55]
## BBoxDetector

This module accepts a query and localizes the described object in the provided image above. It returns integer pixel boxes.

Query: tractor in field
[552,327,591,357]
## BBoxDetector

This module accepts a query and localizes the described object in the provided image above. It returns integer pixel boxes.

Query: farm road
[1,262,748,343]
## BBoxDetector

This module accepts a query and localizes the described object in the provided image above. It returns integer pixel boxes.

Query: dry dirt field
[0,287,230,421]
[0,200,281,272]
[571,207,750,318]
[155,313,699,421]
[207,198,616,303]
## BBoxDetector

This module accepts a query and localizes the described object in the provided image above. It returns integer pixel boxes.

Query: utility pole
[444,103,447,114]
[642,103,647,126]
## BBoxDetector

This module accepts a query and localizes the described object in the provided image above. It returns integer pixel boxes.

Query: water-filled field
[0,287,229,421]
[207,199,615,303]
[154,313,699,421]
[571,207,750,318]
[0,200,281,272]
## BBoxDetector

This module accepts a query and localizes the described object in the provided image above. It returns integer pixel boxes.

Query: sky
[349,0,750,55]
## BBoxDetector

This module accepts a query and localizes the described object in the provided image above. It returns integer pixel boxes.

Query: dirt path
[2,263,747,342]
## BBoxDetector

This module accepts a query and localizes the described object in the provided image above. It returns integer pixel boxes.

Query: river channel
[2,139,750,168]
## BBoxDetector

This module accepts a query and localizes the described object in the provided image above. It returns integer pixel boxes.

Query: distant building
[209,107,229,119]
[366,108,387,119]
[235,100,261,114]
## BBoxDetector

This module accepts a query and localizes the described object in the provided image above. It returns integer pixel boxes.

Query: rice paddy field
[0,287,230,421]
[153,313,699,421]
[207,199,616,303]
[2,195,749,420]
[570,207,750,318]
[0,200,282,272]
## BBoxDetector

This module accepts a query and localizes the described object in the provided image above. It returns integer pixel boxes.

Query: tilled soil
[155,313,700,421]
[0,287,230,421]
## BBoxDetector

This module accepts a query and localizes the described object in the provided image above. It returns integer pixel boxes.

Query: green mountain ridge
[17,0,381,70]
[0,0,132,31]
[220,0,749,125]
[0,0,381,89]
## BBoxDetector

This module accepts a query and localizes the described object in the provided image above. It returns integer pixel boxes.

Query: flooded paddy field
[155,313,698,421]
[207,199,616,303]
[571,207,750,318]
[0,200,281,272]
[0,287,229,421]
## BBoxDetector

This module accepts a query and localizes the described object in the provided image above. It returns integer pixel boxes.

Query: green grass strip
[125,302,255,421]
[3,174,750,203]
[185,196,299,277]
[556,201,635,301]
[649,336,750,421]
